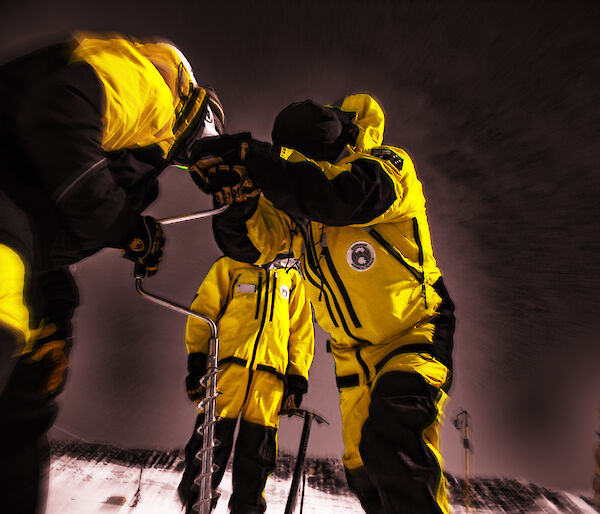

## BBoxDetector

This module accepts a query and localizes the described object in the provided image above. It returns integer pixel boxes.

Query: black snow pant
[345,371,449,514]
[0,356,59,514]
[178,413,278,514]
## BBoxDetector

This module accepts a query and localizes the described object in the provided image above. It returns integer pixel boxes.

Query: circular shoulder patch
[280,284,290,300]
[347,241,376,271]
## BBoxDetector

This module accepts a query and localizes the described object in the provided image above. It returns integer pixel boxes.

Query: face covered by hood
[168,85,225,165]
[142,40,225,165]
[271,99,359,162]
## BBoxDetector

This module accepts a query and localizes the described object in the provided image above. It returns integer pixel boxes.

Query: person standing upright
[178,255,314,514]
[187,93,456,513]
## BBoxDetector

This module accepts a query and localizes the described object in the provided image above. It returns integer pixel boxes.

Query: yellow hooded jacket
[213,94,452,376]
[71,31,210,157]
[185,257,314,384]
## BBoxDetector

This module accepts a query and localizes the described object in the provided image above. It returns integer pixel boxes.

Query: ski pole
[279,408,329,514]
[134,267,219,514]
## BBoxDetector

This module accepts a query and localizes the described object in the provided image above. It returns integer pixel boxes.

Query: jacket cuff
[285,374,308,394]
[187,352,207,376]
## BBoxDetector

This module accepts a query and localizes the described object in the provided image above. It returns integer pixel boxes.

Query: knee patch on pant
[179,415,237,512]
[230,419,277,513]
[360,370,447,513]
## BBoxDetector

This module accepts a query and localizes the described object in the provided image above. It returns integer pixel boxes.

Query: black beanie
[272,100,356,162]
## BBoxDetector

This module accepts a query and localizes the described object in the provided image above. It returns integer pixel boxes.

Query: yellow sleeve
[71,34,177,154]
[286,272,314,381]
[246,197,301,265]
[185,258,232,355]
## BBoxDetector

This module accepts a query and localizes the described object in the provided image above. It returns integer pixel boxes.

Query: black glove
[283,374,308,409]
[188,132,252,165]
[185,352,207,404]
[188,162,260,206]
[25,320,73,399]
[121,216,166,276]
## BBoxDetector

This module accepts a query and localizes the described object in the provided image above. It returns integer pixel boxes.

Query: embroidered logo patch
[347,241,375,271]
[280,284,290,300]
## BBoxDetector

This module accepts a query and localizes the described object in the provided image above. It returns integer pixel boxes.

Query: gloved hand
[185,352,207,404]
[121,216,166,276]
[188,132,252,165]
[283,375,308,409]
[188,162,260,206]
[25,320,73,399]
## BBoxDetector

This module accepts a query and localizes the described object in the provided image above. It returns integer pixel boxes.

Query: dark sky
[2,0,599,493]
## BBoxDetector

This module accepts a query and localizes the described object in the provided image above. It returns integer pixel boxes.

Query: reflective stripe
[55,158,108,205]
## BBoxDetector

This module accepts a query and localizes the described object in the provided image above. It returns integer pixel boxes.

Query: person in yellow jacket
[177,255,314,514]
[187,93,456,513]
[0,32,224,513]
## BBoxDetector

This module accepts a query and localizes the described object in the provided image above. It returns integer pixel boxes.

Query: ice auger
[134,205,226,514]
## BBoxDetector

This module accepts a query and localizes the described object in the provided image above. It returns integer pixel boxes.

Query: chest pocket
[236,283,257,294]
[225,270,262,321]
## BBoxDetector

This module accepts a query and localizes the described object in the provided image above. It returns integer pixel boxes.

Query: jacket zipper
[355,348,371,384]
[244,271,271,403]
[223,273,242,322]
[366,227,424,283]
[321,247,362,328]
[295,219,339,329]
[412,217,428,309]
[306,224,369,344]
[301,255,339,327]
[254,272,263,319]
[269,273,277,322]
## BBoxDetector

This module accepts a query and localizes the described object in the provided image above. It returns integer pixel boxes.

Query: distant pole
[453,410,471,513]
[594,406,600,509]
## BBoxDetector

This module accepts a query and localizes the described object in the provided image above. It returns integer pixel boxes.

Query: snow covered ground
[47,453,363,513]
[46,442,598,514]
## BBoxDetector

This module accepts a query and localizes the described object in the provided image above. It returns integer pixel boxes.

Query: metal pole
[464,421,470,514]
[157,205,228,225]
[134,272,219,514]
[133,205,227,513]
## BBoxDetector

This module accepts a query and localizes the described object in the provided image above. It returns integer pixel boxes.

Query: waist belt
[219,356,285,381]
[335,343,436,389]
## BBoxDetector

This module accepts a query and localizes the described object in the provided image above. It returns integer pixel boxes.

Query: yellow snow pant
[0,244,30,349]
[334,344,451,514]
[0,244,31,397]
[180,364,285,514]
[214,363,285,428]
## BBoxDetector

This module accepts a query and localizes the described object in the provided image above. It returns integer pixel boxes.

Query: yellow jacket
[71,31,209,157]
[213,94,451,366]
[185,257,314,383]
